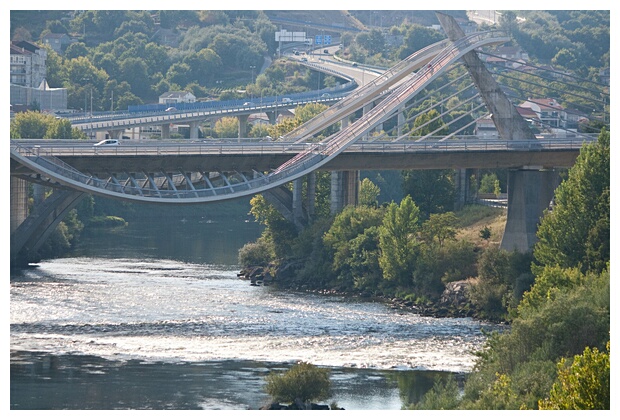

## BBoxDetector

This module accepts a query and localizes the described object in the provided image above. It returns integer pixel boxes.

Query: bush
[539,342,610,410]
[238,238,273,266]
[264,362,331,404]
[88,215,127,227]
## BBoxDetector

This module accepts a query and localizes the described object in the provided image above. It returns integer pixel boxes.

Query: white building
[159,91,196,105]
[10,40,47,88]
[519,98,567,129]
[10,40,68,111]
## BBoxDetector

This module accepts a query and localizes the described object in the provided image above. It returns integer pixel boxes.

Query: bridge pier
[108,129,124,140]
[437,12,551,252]
[161,123,170,139]
[454,168,475,210]
[306,172,316,222]
[330,170,359,214]
[238,115,248,140]
[262,174,318,230]
[397,107,406,137]
[292,178,304,224]
[11,188,86,267]
[501,168,559,252]
[10,177,29,234]
[189,122,200,140]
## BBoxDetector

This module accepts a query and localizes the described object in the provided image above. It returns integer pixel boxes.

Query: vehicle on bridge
[94,139,120,146]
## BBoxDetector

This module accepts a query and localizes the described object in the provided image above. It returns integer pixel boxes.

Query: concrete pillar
[500,169,559,252]
[10,177,29,234]
[238,114,248,140]
[306,172,316,222]
[330,170,359,214]
[161,123,170,139]
[330,171,344,214]
[33,183,45,207]
[267,111,276,125]
[345,170,360,207]
[436,12,535,141]
[292,178,304,222]
[189,122,200,140]
[454,168,475,210]
[397,107,406,137]
[362,103,373,141]
[108,129,123,139]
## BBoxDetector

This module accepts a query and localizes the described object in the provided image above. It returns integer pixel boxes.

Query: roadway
[12,137,586,174]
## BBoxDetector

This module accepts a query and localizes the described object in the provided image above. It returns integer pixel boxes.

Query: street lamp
[250,65,256,101]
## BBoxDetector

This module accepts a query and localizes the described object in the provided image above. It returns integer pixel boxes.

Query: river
[10,214,502,410]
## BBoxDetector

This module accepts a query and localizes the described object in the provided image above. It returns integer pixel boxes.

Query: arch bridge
[10,13,601,267]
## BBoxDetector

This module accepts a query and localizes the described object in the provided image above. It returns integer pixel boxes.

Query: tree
[323,205,384,280]
[10,111,86,139]
[401,169,455,218]
[265,362,331,404]
[539,342,610,409]
[398,24,444,59]
[214,116,239,138]
[64,42,89,59]
[359,178,381,207]
[378,196,421,288]
[420,212,458,249]
[409,109,448,137]
[479,173,501,196]
[533,129,610,274]
[119,57,151,98]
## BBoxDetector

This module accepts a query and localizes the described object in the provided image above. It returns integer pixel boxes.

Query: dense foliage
[413,130,610,409]
[264,362,332,404]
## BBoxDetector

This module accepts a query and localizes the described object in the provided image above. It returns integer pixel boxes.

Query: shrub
[264,362,331,404]
[238,238,273,266]
[539,342,610,410]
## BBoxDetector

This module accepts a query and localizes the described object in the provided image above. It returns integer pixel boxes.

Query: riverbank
[238,264,495,322]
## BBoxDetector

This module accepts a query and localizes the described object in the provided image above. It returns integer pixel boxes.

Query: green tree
[119,56,151,98]
[214,116,239,138]
[323,205,384,287]
[479,173,501,196]
[10,111,85,139]
[401,169,455,218]
[539,342,610,410]
[533,129,610,274]
[378,196,421,288]
[420,212,458,249]
[409,109,448,137]
[265,362,331,404]
[398,24,445,60]
[359,178,381,207]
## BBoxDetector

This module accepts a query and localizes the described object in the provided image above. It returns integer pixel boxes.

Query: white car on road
[94,139,120,146]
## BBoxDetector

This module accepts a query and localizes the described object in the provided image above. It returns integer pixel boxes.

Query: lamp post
[250,65,256,102]
[90,86,93,139]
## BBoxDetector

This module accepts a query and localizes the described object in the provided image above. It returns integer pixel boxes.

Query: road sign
[315,35,332,46]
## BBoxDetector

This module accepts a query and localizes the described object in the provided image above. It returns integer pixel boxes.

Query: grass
[454,204,507,248]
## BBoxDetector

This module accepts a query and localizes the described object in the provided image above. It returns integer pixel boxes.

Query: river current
[10,216,502,410]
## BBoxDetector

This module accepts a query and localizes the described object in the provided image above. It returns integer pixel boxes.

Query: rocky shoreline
[237,263,485,320]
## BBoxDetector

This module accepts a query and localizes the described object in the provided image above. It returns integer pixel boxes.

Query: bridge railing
[11,135,591,201]
[11,136,593,158]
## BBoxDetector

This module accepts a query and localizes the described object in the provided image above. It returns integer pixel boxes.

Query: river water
[10,215,502,410]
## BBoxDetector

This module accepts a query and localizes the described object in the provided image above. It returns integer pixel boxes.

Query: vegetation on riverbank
[240,130,610,409]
